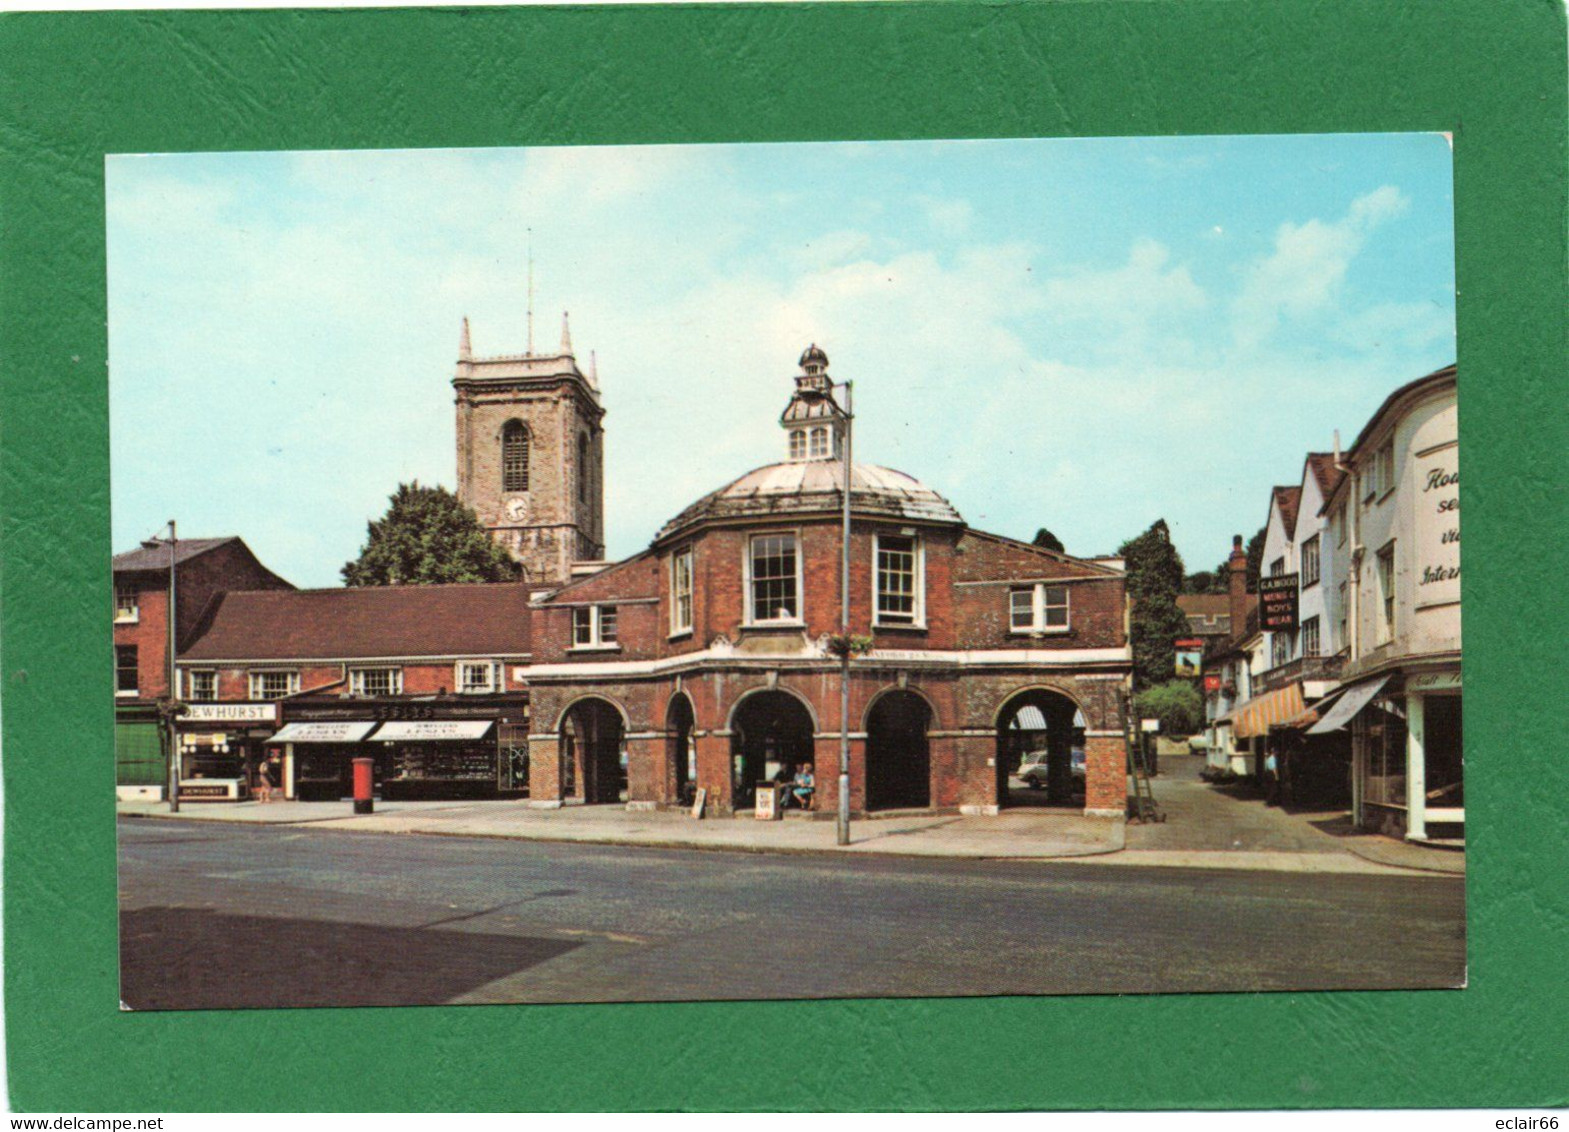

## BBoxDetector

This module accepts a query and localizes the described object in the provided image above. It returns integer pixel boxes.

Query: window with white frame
[1377,442,1396,497]
[350,667,402,697]
[457,661,498,694]
[670,549,694,634]
[187,669,217,702]
[571,605,618,648]
[249,670,300,700]
[874,534,922,626]
[114,582,139,623]
[788,430,806,461]
[1271,629,1293,669]
[1300,534,1321,587]
[1376,542,1396,642]
[748,534,800,623]
[1301,616,1321,658]
[1333,502,1347,546]
[1009,583,1069,632]
[808,427,830,459]
[1270,556,1286,577]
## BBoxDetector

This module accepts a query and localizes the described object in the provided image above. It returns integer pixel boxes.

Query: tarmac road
[118,818,1465,1010]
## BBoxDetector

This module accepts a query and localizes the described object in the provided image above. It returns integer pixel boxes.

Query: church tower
[453,312,606,587]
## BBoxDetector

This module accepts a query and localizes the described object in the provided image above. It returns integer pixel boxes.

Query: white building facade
[1312,366,1461,842]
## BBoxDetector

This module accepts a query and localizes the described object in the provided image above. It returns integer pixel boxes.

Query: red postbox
[352,757,374,814]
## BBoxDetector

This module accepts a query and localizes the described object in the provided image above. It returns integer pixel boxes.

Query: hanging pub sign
[1203,674,1222,693]
[1258,574,1300,631]
[1174,638,1204,677]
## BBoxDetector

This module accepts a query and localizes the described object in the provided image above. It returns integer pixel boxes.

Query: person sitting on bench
[786,762,815,811]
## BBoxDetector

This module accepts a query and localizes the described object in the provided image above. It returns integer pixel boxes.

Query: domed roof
[799,343,829,369]
[654,460,965,543]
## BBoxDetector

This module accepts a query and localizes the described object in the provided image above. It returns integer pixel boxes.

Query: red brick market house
[522,347,1134,818]
[173,583,535,802]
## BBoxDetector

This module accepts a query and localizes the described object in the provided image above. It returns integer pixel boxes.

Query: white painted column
[1405,694,1427,841]
[284,745,296,801]
[1351,735,1364,828]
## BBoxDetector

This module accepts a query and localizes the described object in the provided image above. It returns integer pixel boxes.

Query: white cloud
[1231,185,1410,349]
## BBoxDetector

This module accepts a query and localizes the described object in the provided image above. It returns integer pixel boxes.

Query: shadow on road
[120,906,582,1010]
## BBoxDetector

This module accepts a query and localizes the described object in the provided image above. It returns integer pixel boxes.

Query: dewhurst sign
[1259,574,1299,631]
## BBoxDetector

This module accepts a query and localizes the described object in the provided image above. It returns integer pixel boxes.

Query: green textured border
[2,1,1565,1113]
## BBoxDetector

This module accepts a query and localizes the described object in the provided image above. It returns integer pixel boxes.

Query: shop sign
[374,720,495,742]
[1174,640,1203,677]
[1415,445,1460,609]
[1140,718,1160,733]
[1259,574,1299,631]
[1407,670,1461,693]
[1203,674,1222,693]
[185,702,276,723]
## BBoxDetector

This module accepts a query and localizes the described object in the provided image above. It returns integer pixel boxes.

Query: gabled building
[520,347,1134,818]
[112,536,293,797]
[1201,536,1263,775]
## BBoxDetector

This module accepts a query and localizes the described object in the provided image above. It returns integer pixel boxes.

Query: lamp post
[836,381,854,847]
[142,520,178,812]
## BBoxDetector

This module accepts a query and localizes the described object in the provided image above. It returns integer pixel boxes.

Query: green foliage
[1118,519,1192,689]
[1245,526,1267,594]
[1032,527,1065,554]
[342,482,522,586]
[1184,569,1225,595]
[1132,680,1204,737]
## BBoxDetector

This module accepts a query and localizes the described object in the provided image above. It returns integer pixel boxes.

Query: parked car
[1017,748,1087,790]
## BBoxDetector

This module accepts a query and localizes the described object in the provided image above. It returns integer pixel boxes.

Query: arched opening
[865,691,933,811]
[578,433,590,503]
[730,690,815,810]
[560,697,625,805]
[666,693,696,806]
[996,690,1085,809]
[501,419,530,493]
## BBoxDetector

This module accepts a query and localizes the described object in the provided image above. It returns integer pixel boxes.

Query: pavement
[117,754,1466,876]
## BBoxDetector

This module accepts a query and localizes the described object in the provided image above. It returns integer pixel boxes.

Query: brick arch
[861,684,941,733]
[552,692,631,733]
[991,681,1092,730]
[724,683,821,734]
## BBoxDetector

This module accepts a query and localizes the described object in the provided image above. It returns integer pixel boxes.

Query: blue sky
[107,135,1456,588]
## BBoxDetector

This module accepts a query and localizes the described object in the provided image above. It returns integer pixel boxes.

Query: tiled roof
[181,583,534,661]
[1176,594,1232,617]
[1273,485,1303,539]
[113,537,240,573]
[1305,452,1344,501]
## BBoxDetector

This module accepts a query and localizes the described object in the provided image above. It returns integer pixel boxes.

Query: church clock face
[505,497,529,522]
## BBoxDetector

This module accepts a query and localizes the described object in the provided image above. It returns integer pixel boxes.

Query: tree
[1032,527,1065,554]
[1245,526,1267,593]
[1132,680,1204,736]
[1183,569,1225,595]
[1119,519,1191,690]
[342,482,522,586]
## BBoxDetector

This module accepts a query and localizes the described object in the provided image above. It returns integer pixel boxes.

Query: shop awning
[1307,676,1390,735]
[1232,684,1306,740]
[268,721,377,744]
[370,720,494,742]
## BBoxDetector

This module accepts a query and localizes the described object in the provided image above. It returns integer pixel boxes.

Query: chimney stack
[1228,534,1249,638]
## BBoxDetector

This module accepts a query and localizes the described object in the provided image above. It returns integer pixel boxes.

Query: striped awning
[1232,684,1306,740]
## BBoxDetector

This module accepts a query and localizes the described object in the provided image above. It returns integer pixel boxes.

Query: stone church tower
[453,313,605,587]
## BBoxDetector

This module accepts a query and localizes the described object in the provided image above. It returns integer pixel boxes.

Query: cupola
[780,344,845,462]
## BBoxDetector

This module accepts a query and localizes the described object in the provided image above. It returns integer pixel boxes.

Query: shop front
[176,702,279,802]
[274,696,530,801]
[1312,666,1462,842]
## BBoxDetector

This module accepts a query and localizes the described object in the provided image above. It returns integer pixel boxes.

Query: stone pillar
[528,734,563,808]
[624,732,664,810]
[1404,694,1427,842]
[1083,732,1127,817]
[694,731,733,814]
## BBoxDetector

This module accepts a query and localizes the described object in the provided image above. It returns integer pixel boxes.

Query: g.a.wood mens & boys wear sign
[1259,574,1299,631]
